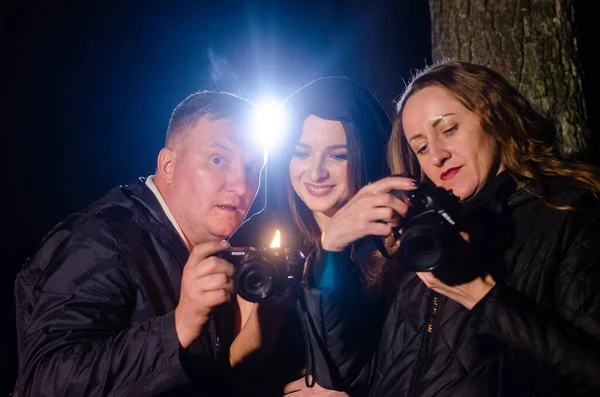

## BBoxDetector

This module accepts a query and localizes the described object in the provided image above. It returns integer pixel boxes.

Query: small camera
[220,247,306,302]
[391,180,463,273]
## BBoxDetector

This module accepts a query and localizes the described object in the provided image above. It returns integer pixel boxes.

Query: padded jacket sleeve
[475,193,600,396]
[299,249,385,395]
[14,215,207,397]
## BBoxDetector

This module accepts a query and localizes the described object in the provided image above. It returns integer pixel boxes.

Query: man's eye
[211,156,224,165]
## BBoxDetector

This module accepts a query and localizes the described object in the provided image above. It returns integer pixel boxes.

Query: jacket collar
[461,171,584,215]
[144,176,190,250]
[121,177,189,264]
[460,171,520,215]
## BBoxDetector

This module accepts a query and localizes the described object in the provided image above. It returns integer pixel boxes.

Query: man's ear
[157,147,176,185]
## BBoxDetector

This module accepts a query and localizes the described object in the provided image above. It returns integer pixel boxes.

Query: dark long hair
[276,76,392,254]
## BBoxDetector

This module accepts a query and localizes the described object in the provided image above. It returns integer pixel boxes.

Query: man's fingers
[194,257,235,279]
[200,288,233,307]
[188,240,230,264]
[197,272,233,292]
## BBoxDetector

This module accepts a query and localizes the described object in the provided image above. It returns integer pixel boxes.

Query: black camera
[220,247,306,302]
[392,182,464,273]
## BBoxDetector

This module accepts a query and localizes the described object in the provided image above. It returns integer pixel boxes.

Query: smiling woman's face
[401,85,505,201]
[288,115,350,219]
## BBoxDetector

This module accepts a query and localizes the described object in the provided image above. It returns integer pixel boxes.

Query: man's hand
[175,240,234,348]
[283,377,349,396]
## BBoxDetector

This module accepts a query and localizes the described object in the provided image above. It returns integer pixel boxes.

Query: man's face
[166,116,263,246]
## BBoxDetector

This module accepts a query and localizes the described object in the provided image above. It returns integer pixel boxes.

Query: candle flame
[270,229,281,248]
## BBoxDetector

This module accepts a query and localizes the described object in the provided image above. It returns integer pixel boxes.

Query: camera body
[392,182,463,272]
[220,247,306,302]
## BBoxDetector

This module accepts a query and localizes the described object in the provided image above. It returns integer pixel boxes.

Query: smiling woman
[289,115,351,224]
[281,76,394,254]
[279,76,411,395]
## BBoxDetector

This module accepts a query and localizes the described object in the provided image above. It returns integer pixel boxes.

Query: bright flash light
[253,98,286,153]
[270,229,281,248]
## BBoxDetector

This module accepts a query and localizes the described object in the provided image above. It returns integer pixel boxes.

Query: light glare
[253,98,286,152]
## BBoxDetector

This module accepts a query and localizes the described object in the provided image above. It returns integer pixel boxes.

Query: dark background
[1,0,596,394]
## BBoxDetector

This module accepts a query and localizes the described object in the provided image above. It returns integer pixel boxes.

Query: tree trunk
[429,0,589,159]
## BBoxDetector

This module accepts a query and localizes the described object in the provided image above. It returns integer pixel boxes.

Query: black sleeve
[474,194,600,396]
[14,215,207,397]
[298,249,384,394]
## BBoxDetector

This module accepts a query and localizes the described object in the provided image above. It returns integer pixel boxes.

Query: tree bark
[429,0,589,159]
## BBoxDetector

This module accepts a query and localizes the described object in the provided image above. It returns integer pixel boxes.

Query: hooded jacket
[13,178,300,397]
[300,173,600,397]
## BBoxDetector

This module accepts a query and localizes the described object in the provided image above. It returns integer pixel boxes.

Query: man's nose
[227,166,249,197]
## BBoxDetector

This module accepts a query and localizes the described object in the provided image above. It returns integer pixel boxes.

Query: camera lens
[245,270,270,292]
[400,225,446,272]
[235,262,274,302]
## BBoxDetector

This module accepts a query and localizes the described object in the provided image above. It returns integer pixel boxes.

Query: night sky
[2,0,596,393]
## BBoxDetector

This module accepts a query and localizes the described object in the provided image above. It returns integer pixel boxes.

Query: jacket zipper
[208,316,218,357]
[208,309,226,364]
[407,292,440,397]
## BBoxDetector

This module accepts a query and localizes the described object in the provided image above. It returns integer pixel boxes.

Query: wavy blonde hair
[369,60,600,292]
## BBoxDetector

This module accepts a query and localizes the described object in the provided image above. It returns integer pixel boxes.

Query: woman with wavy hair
[300,61,600,397]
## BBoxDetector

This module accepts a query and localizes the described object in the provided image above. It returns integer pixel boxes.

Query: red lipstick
[440,166,463,181]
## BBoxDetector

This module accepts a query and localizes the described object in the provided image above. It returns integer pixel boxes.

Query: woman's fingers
[366,175,419,195]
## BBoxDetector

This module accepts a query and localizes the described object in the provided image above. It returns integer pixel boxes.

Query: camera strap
[296,296,317,388]
[371,235,392,259]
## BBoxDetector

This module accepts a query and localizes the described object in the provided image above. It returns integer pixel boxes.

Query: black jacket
[300,175,600,397]
[14,178,302,397]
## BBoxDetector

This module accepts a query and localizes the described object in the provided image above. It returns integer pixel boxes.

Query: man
[13,91,282,396]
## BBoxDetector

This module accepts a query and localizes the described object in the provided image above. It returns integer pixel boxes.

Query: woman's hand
[416,272,496,310]
[321,176,418,252]
[415,231,496,309]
